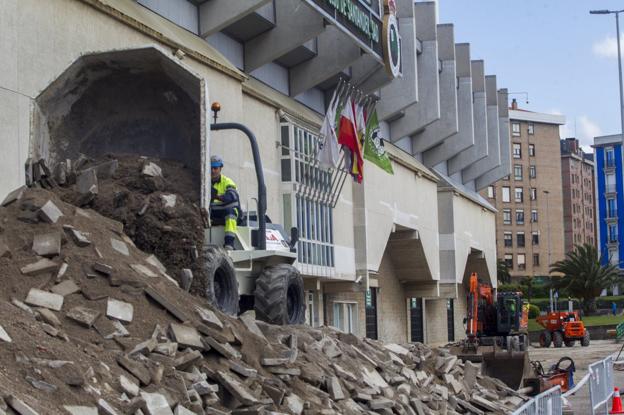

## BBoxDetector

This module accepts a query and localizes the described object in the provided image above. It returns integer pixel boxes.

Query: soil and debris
[0,157,529,414]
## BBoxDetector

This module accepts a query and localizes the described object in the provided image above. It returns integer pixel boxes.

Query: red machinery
[536,311,590,348]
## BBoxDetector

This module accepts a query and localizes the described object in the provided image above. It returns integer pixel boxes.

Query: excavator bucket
[481,350,531,390]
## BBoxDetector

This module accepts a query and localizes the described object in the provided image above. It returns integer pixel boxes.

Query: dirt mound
[53,155,209,297]
[0,186,528,414]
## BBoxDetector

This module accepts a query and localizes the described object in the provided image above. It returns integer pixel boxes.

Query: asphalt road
[528,340,624,414]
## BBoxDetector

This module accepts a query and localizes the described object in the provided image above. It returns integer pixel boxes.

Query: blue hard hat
[211,155,223,168]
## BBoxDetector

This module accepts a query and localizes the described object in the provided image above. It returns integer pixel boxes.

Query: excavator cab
[496,293,523,334]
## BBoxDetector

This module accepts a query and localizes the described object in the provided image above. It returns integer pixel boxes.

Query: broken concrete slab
[91,159,118,179]
[120,374,140,397]
[63,225,91,247]
[327,376,345,401]
[77,169,98,195]
[38,200,63,224]
[117,355,152,386]
[1,186,26,207]
[180,269,193,291]
[261,357,290,366]
[239,311,267,341]
[25,288,64,311]
[145,255,167,274]
[0,325,12,342]
[93,262,114,275]
[11,298,34,314]
[173,405,196,415]
[283,394,304,415]
[111,238,129,256]
[145,288,189,322]
[51,279,80,296]
[142,162,163,177]
[66,306,100,328]
[168,323,203,350]
[26,376,57,393]
[63,406,98,415]
[106,298,134,323]
[20,258,58,276]
[195,306,223,330]
[36,308,61,327]
[5,395,39,415]
[140,392,173,415]
[202,336,241,360]
[216,370,259,406]
[96,399,119,415]
[131,263,157,278]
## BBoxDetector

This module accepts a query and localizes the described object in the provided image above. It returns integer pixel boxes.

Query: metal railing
[512,386,562,415]
[589,356,614,414]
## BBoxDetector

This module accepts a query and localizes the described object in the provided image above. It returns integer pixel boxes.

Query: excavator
[457,272,531,389]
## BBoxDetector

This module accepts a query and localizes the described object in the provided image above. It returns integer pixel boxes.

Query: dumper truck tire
[254,264,305,325]
[553,331,564,348]
[539,330,551,348]
[581,331,590,347]
[564,339,575,347]
[201,246,239,316]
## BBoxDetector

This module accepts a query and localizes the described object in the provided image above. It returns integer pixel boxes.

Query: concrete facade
[560,138,596,254]
[0,0,511,346]
[483,102,566,279]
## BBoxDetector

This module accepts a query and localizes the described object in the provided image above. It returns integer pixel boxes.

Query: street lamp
[590,9,624,148]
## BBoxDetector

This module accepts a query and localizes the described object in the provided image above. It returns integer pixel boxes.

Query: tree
[497,259,511,284]
[549,244,619,314]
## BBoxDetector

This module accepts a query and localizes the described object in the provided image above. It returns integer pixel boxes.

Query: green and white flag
[363,109,393,175]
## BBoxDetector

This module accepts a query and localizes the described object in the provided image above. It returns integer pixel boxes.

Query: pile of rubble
[0,185,528,414]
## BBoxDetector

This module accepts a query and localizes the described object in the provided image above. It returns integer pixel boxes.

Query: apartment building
[594,134,624,269]
[0,0,510,345]
[560,138,596,253]
[484,100,565,279]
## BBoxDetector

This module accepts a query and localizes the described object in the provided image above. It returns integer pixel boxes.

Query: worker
[210,155,240,250]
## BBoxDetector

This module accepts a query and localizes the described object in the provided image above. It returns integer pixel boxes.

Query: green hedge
[528,295,624,312]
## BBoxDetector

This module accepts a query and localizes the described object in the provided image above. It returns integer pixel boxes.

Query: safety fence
[511,355,613,415]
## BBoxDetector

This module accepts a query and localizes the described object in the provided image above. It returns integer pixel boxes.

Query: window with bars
[280,121,335,268]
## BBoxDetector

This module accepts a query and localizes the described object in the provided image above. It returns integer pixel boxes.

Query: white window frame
[528,122,534,135]
[513,143,522,158]
[503,209,512,225]
[528,144,535,156]
[517,253,526,270]
[514,187,523,203]
[502,186,511,203]
[512,122,521,137]
[514,164,523,181]
[516,209,525,225]
[333,302,358,334]
[487,185,495,199]
[531,209,538,222]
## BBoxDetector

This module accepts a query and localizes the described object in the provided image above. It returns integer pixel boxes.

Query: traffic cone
[610,387,624,414]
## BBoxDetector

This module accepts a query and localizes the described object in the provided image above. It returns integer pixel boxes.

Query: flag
[363,109,394,174]
[317,90,340,170]
[338,99,364,183]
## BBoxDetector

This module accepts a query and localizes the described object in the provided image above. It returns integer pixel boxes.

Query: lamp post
[590,9,624,148]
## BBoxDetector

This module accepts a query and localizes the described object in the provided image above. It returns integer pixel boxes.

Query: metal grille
[365,288,378,340]
[280,121,347,272]
[410,298,424,343]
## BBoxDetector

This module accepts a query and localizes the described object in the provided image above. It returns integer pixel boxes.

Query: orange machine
[536,311,590,348]
[460,272,530,389]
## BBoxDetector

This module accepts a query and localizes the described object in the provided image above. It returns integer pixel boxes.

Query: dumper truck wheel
[254,264,305,325]
[201,246,239,315]
[539,330,552,348]
[553,331,564,348]
[564,339,575,347]
[581,331,590,347]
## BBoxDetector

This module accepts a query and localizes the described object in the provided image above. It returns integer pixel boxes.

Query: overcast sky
[437,0,624,151]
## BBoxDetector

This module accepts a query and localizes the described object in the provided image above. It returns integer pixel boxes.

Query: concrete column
[411,24,458,154]
[244,0,324,72]
[289,25,361,97]
[199,0,271,37]
[475,88,510,190]
[376,0,418,120]
[421,44,474,167]
[447,60,488,175]
[461,75,500,182]
[387,2,440,141]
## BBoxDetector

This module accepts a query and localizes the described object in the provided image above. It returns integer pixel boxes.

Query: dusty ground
[528,340,624,414]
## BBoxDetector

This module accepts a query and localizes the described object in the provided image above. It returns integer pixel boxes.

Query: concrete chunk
[173,349,203,370]
[25,288,64,311]
[66,306,100,328]
[327,376,345,400]
[50,279,80,296]
[63,225,91,247]
[36,308,61,327]
[1,186,26,206]
[117,355,152,386]
[120,374,140,397]
[142,162,162,177]
[111,239,129,256]
[131,263,157,278]
[161,194,177,208]
[216,370,259,406]
[145,288,189,322]
[38,200,63,223]
[106,298,134,323]
[369,397,394,410]
[283,394,304,415]
[145,255,167,274]
[180,269,193,291]
[93,262,114,275]
[5,395,39,415]
[168,323,203,349]
[32,232,61,258]
[140,392,173,415]
[96,399,119,415]
[77,169,98,195]
[203,336,241,360]
[239,311,266,340]
[63,406,98,415]
[0,325,12,342]
[195,306,223,330]
[21,258,58,276]
[173,406,195,415]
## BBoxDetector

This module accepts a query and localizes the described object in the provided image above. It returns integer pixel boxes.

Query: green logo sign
[383,13,401,78]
